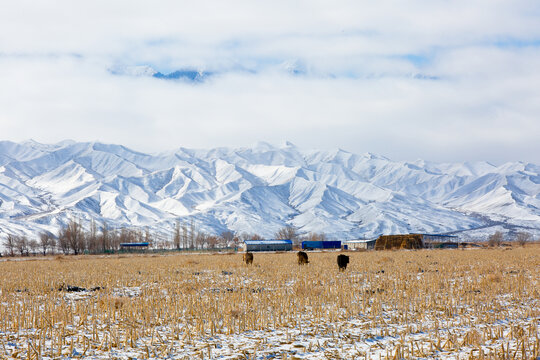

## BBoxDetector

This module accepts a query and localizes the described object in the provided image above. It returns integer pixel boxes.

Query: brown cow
[297,251,309,265]
[243,252,254,265]
[337,254,349,271]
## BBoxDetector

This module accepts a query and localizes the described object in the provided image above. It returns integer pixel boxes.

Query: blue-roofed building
[119,242,150,252]
[301,240,342,250]
[242,239,293,252]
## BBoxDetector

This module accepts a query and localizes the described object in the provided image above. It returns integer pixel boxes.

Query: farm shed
[422,234,459,248]
[344,239,377,250]
[301,240,341,250]
[374,233,460,250]
[433,242,459,249]
[243,239,293,252]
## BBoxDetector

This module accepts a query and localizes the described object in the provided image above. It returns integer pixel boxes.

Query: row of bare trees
[1,221,328,257]
[2,220,154,256]
[274,225,329,245]
[0,220,280,256]
[487,231,533,247]
[2,233,55,257]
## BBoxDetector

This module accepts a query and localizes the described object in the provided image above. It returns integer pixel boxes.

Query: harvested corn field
[0,247,539,359]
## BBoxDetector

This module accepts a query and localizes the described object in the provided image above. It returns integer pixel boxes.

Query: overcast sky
[1,1,539,164]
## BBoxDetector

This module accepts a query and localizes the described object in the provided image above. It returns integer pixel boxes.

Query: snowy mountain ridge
[1,140,539,241]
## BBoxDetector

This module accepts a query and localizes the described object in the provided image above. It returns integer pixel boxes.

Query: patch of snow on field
[1,284,538,359]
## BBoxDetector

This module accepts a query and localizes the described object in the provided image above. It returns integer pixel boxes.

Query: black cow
[337,254,349,271]
[297,251,309,265]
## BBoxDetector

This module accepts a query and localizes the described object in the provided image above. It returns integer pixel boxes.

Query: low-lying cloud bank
[1,1,539,163]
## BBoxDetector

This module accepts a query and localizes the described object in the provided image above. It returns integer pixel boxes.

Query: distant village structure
[301,240,341,250]
[374,233,459,250]
[242,239,293,252]
[241,233,459,253]
[343,239,377,250]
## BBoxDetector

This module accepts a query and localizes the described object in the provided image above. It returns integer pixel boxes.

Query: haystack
[375,234,424,250]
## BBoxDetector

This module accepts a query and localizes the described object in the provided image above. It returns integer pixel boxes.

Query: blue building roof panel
[244,239,293,245]
[119,242,150,247]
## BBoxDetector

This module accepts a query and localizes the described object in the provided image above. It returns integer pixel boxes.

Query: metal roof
[345,239,377,243]
[244,239,293,245]
[379,233,459,238]
[422,234,458,238]
[120,242,150,247]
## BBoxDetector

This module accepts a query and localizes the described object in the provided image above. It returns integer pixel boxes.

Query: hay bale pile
[375,234,424,250]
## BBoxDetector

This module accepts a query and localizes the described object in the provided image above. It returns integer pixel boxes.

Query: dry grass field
[0,247,538,359]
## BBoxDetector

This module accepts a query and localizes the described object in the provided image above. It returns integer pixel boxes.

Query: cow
[337,254,349,271]
[297,251,309,265]
[243,252,254,265]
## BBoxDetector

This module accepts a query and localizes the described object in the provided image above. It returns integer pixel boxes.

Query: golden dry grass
[0,247,538,359]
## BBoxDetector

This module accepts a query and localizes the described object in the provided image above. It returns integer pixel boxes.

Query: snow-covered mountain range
[1,140,539,242]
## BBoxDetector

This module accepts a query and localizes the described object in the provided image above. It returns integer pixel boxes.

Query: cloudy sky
[1,1,539,164]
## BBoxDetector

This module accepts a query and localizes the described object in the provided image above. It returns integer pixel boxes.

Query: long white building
[242,239,293,252]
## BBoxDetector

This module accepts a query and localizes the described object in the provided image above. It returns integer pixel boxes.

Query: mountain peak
[281,141,298,148]
[251,141,276,151]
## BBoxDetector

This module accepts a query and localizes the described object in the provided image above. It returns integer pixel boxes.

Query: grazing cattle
[337,254,349,271]
[243,252,254,265]
[297,251,309,265]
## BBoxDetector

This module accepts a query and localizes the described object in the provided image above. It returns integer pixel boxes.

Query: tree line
[1,220,328,257]
[487,231,533,247]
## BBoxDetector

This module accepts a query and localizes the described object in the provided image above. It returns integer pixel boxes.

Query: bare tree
[119,227,128,244]
[136,229,144,243]
[189,220,196,249]
[182,222,188,249]
[57,228,70,254]
[3,234,16,257]
[488,231,503,247]
[28,239,39,255]
[304,232,327,242]
[219,230,238,248]
[109,228,121,251]
[275,226,298,244]
[174,221,181,249]
[239,232,263,241]
[59,219,85,255]
[100,222,110,253]
[86,219,98,253]
[196,231,208,249]
[15,236,29,256]
[39,232,54,255]
[207,235,220,249]
[144,227,152,245]
[119,227,138,244]
[515,232,531,246]
[221,230,235,243]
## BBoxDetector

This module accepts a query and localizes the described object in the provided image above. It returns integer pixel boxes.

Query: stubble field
[0,247,538,359]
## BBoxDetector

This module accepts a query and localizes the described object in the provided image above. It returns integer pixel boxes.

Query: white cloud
[1,1,540,163]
